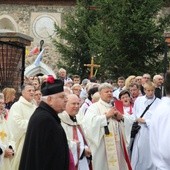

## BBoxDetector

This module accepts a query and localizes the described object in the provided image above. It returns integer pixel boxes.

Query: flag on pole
[27,47,39,57]
[25,49,29,56]
[34,49,45,67]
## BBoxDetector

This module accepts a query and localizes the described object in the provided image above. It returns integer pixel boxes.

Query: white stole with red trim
[96,102,120,170]
[59,112,90,170]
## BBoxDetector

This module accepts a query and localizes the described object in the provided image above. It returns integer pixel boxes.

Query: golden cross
[0,130,7,141]
[84,56,100,77]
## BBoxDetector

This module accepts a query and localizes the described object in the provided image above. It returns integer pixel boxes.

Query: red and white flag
[27,47,39,57]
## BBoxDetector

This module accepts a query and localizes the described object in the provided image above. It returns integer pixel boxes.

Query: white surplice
[0,141,2,166]
[122,107,135,147]
[150,96,170,170]
[113,88,122,99]
[59,111,90,170]
[77,98,92,124]
[131,95,160,170]
[8,96,36,170]
[0,115,12,170]
[82,99,130,170]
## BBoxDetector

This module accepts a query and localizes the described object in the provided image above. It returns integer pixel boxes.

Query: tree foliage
[53,0,97,78]
[53,0,170,80]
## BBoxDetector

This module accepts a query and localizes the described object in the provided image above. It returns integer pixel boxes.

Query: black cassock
[19,101,69,170]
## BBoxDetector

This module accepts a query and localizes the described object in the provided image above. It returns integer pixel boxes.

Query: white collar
[98,98,112,108]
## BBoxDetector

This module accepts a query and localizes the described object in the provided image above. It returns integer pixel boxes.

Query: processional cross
[84,56,100,78]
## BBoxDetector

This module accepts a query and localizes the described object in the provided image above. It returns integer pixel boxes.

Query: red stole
[73,125,92,170]
[121,133,132,170]
[69,149,76,170]
[73,126,80,170]
[128,104,133,115]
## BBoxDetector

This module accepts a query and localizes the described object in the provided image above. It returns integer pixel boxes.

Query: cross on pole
[84,56,100,78]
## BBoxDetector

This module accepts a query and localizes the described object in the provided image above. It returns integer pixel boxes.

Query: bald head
[66,94,80,116]
[67,94,79,101]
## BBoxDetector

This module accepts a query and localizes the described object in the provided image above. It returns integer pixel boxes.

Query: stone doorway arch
[0,15,18,31]
[24,62,56,78]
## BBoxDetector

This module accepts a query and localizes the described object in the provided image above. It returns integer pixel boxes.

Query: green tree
[53,0,97,78]
[88,0,170,78]
[53,0,170,80]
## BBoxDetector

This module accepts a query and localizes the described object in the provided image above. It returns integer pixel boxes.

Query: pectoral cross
[0,130,7,141]
[84,56,100,78]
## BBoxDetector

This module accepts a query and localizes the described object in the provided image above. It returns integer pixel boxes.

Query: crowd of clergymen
[0,67,169,170]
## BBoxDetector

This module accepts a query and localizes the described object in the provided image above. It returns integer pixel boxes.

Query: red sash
[73,126,80,170]
[121,134,132,170]
[73,125,93,170]
[69,149,76,170]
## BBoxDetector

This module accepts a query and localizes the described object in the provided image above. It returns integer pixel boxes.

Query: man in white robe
[113,77,125,99]
[82,83,132,170]
[8,84,36,170]
[0,142,2,166]
[0,93,14,170]
[59,94,91,170]
[150,71,170,170]
[131,82,160,170]
[0,117,14,170]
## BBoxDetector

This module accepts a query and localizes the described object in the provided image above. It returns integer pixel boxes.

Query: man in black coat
[153,74,164,99]
[19,78,69,170]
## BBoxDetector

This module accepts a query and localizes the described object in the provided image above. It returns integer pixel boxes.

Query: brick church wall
[0,3,75,75]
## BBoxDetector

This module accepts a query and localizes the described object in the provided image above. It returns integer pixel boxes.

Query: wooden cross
[84,56,100,77]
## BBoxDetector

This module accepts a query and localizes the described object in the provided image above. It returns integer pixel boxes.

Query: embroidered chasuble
[83,99,132,170]
[59,112,91,170]
[0,115,12,170]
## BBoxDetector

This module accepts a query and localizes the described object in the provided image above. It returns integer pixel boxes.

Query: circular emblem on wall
[32,15,57,39]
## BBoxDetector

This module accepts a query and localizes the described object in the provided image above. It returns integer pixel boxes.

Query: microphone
[111,100,114,107]
[0,147,3,155]
[104,123,110,135]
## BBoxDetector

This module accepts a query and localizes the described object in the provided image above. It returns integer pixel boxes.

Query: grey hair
[0,93,4,100]
[58,68,66,73]
[153,74,162,81]
[41,93,58,101]
[71,83,82,90]
[41,95,48,102]
[21,83,34,92]
[98,83,113,92]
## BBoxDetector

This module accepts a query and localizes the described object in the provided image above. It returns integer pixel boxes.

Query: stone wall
[0,4,74,75]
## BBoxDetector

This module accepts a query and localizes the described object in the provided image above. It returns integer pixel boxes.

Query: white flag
[34,49,45,66]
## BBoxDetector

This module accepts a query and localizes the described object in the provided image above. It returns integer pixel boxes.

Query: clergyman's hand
[84,147,91,158]
[136,118,145,124]
[106,107,118,120]
[4,148,14,158]
[112,110,123,121]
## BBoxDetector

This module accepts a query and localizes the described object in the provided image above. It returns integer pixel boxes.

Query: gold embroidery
[105,132,113,137]
[0,130,7,141]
